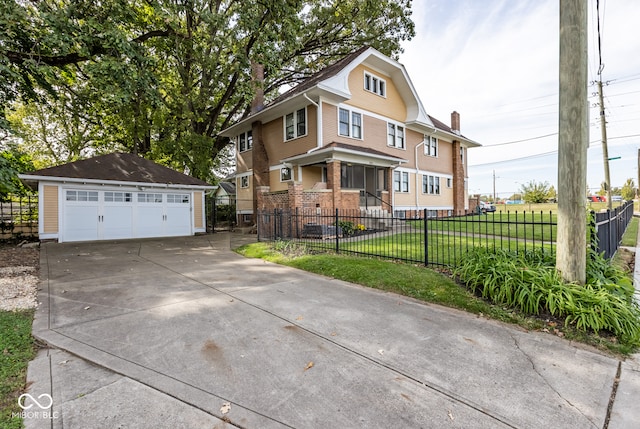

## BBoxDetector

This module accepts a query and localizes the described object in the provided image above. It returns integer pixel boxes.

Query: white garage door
[62,189,192,242]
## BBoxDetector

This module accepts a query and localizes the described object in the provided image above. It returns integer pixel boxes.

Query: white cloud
[401,0,640,196]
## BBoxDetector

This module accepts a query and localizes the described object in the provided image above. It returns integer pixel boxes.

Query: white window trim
[337,107,363,140]
[364,71,387,97]
[424,135,438,157]
[238,174,250,189]
[283,107,308,141]
[393,171,410,193]
[387,122,405,149]
[280,166,293,182]
[237,130,253,153]
[422,175,441,195]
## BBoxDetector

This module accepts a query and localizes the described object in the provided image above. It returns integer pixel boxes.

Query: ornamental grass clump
[454,247,640,346]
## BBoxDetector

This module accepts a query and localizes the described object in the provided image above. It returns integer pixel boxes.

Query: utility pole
[556,0,588,284]
[598,79,612,211]
[492,170,496,203]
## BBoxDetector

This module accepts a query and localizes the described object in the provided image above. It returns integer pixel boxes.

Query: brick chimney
[250,62,265,114]
[451,111,460,135]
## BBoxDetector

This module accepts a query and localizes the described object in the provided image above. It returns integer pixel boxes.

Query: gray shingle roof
[25,153,212,186]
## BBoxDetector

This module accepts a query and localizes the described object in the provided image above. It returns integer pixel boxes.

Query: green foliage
[621,178,635,201]
[2,0,415,181]
[454,248,640,347]
[520,180,551,203]
[0,310,36,429]
[335,220,356,236]
[0,149,35,200]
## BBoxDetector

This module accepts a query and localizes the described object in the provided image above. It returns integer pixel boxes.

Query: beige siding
[42,185,59,233]
[237,151,252,174]
[346,65,406,122]
[264,104,317,162]
[236,176,253,212]
[301,166,323,189]
[193,191,203,229]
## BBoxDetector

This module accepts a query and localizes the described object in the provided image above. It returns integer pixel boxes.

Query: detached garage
[19,153,215,243]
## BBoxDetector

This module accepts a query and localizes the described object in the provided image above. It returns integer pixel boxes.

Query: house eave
[18,174,217,190]
[281,147,408,168]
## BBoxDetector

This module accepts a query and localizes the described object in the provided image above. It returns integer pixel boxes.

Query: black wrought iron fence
[0,195,38,240]
[257,208,557,268]
[590,200,635,259]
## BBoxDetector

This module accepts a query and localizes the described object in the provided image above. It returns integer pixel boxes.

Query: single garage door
[63,189,192,242]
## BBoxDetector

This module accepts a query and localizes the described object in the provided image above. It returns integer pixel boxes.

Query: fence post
[423,208,428,266]
[588,210,597,260]
[335,208,340,254]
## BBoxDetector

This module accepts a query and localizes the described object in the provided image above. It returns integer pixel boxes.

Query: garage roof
[20,153,213,188]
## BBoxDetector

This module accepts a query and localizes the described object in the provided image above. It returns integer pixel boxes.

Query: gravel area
[0,244,40,311]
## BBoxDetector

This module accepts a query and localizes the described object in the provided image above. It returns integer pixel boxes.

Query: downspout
[303,93,322,151]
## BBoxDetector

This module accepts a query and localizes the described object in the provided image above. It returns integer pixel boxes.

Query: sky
[400,0,640,199]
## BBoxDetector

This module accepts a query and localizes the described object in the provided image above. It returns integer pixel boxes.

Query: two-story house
[220,47,480,225]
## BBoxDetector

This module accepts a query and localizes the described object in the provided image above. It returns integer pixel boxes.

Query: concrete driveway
[25,234,639,428]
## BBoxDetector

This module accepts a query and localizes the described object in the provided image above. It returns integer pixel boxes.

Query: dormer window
[364,72,386,97]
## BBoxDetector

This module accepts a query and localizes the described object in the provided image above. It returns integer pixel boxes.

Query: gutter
[18,175,216,191]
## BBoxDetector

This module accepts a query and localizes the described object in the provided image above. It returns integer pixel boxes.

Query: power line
[468,133,640,168]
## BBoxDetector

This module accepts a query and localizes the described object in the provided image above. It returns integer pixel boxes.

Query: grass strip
[0,310,36,429]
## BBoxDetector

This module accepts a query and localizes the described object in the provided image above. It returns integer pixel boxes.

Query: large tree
[520,180,551,204]
[2,0,415,180]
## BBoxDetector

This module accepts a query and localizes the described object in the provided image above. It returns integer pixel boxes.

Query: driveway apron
[27,234,628,428]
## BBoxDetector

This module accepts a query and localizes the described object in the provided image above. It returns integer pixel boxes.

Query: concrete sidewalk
[23,233,640,428]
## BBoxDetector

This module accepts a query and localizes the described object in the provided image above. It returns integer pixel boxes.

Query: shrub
[454,247,640,346]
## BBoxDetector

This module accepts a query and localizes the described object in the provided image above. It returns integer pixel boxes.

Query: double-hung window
[387,123,405,149]
[338,108,362,139]
[285,108,306,141]
[422,175,441,195]
[424,136,438,157]
[238,130,253,152]
[394,171,409,192]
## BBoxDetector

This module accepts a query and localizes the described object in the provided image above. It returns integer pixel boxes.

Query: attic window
[364,72,386,97]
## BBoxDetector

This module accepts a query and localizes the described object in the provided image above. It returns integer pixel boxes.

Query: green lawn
[337,231,554,266]
[415,212,557,242]
[0,310,36,429]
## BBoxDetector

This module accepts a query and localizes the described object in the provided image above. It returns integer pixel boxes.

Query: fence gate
[206,195,237,232]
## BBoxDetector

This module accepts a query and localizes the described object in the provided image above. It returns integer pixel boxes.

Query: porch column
[326,159,341,211]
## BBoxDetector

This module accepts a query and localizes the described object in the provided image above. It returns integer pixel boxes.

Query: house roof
[217,181,236,195]
[220,47,480,147]
[267,46,370,107]
[20,153,213,188]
